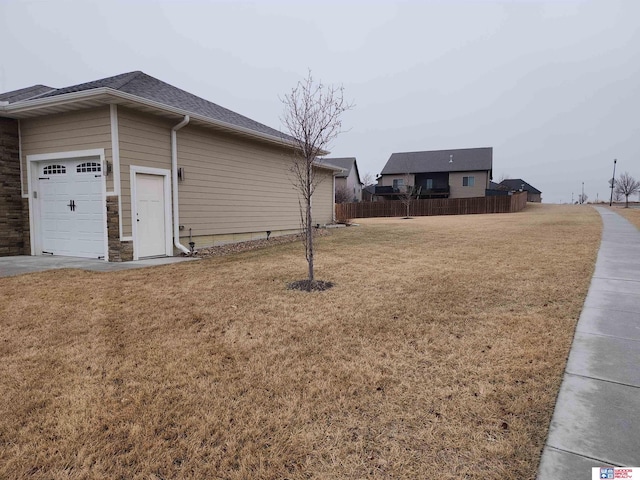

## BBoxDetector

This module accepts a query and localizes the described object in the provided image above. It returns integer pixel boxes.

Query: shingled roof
[380,147,493,175]
[0,84,54,103]
[499,179,541,194]
[321,157,362,183]
[1,71,292,143]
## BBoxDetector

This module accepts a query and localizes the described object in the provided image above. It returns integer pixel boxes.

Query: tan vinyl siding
[175,124,334,243]
[20,107,113,192]
[379,174,415,187]
[312,170,334,224]
[344,167,362,202]
[449,171,489,198]
[117,108,173,236]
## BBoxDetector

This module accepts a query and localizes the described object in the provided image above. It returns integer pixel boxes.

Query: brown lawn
[0,204,601,479]
[609,204,640,230]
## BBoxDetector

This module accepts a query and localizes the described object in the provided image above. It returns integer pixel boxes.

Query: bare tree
[613,188,623,203]
[335,184,351,204]
[578,193,588,204]
[361,172,374,187]
[281,71,353,290]
[397,173,414,218]
[614,172,640,208]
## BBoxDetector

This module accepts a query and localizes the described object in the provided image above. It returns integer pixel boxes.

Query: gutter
[171,115,190,255]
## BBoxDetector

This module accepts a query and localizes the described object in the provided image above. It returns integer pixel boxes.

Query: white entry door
[37,160,105,258]
[135,173,167,258]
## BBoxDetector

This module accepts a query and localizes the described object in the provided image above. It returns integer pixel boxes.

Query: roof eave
[314,162,345,173]
[380,167,492,175]
[0,87,299,150]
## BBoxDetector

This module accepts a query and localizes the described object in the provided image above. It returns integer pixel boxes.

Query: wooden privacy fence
[336,191,528,219]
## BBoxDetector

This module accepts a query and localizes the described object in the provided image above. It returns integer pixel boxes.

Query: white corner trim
[109,105,121,196]
[129,165,173,261]
[332,175,336,222]
[27,152,35,255]
[110,104,126,241]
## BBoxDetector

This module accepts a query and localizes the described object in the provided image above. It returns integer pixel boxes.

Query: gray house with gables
[376,147,493,200]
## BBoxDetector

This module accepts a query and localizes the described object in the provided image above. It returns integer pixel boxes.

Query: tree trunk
[306,200,314,288]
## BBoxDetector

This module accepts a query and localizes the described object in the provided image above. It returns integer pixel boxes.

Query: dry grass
[0,204,601,479]
[609,204,640,229]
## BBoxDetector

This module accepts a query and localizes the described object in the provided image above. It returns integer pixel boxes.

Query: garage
[33,158,106,259]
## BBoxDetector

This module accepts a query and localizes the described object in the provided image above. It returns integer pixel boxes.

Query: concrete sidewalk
[0,255,198,278]
[537,207,640,478]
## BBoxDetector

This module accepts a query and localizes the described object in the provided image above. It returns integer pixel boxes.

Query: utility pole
[582,182,584,204]
[572,192,574,204]
[609,159,617,206]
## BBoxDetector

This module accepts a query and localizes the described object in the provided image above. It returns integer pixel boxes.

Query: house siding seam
[0,118,25,256]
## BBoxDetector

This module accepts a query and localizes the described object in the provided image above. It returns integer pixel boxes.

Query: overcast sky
[2,0,638,203]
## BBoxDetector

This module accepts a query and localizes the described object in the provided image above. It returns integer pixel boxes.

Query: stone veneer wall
[106,196,133,262]
[22,198,30,254]
[0,118,25,256]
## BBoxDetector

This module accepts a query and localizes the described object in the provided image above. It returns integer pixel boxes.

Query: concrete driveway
[0,255,198,278]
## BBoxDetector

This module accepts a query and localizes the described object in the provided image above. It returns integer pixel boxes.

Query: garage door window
[43,165,66,175]
[77,162,101,173]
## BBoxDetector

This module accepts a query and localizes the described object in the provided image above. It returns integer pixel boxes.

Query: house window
[77,162,101,173]
[393,178,404,189]
[463,176,475,187]
[426,179,433,190]
[43,165,66,175]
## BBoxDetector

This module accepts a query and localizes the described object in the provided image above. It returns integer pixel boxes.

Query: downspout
[171,115,190,254]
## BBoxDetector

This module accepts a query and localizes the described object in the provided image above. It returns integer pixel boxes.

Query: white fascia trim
[315,161,345,173]
[5,88,299,150]
[130,166,173,261]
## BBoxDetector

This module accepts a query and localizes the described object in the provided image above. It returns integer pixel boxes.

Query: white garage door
[37,160,105,259]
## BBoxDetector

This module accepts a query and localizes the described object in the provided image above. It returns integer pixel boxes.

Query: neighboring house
[362,185,378,202]
[486,180,510,197]
[499,179,542,202]
[0,71,339,261]
[322,157,363,203]
[376,147,493,199]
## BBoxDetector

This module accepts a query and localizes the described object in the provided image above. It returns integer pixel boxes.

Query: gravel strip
[187,229,331,258]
